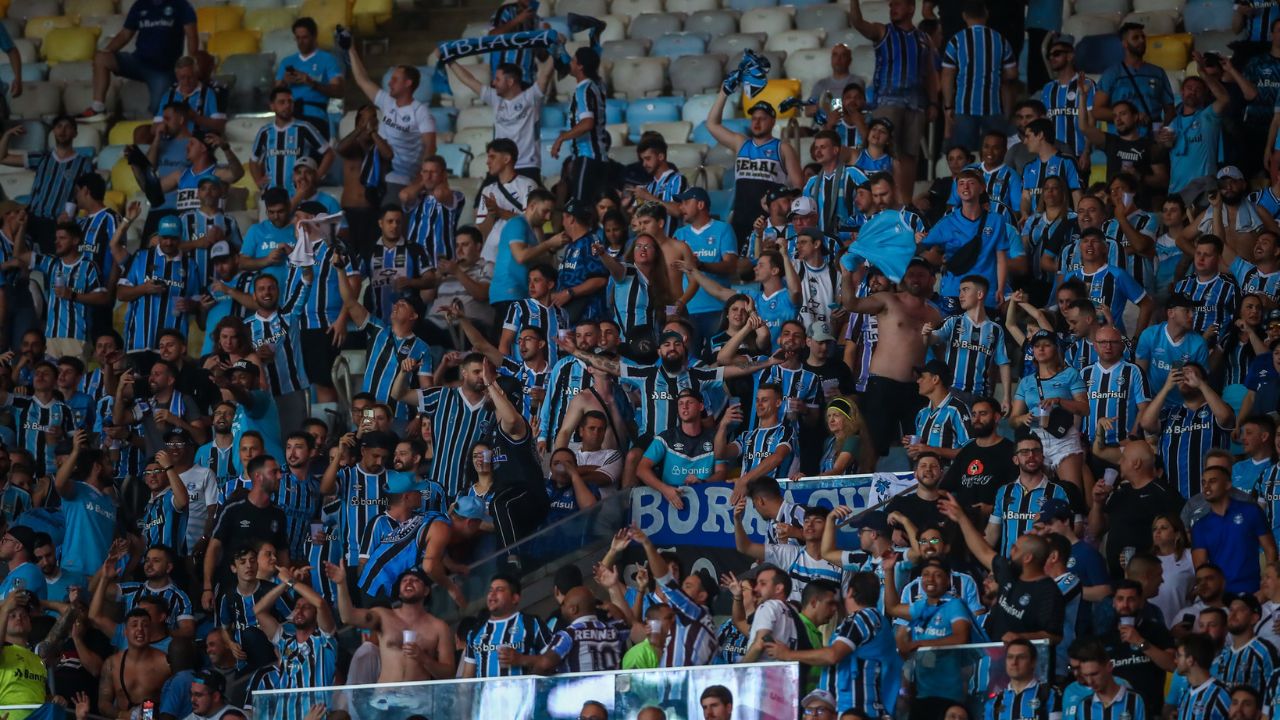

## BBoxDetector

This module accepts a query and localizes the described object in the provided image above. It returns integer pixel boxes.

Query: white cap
[210,240,232,260]
[789,196,817,217]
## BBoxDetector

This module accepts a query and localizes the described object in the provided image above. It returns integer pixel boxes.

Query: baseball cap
[869,116,895,134]
[1049,33,1076,49]
[1267,308,1280,325]
[295,156,319,172]
[854,510,892,535]
[1037,498,1072,522]
[386,470,427,494]
[1029,329,1058,346]
[789,196,818,217]
[359,430,397,453]
[906,256,935,274]
[1166,293,1196,310]
[156,216,182,238]
[765,186,800,205]
[4,526,36,556]
[209,240,233,261]
[162,427,192,444]
[297,200,329,216]
[1217,165,1245,181]
[747,101,777,117]
[674,187,710,205]
[395,291,426,315]
[658,329,685,345]
[192,669,226,695]
[228,359,256,375]
[913,358,953,386]
[808,320,835,342]
[802,690,837,711]
[0,200,21,216]
[563,199,597,225]
[1226,592,1263,614]
[676,387,704,402]
[454,494,488,521]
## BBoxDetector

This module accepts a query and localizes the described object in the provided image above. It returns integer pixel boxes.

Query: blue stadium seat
[0,61,47,84]
[727,0,779,11]
[541,142,567,178]
[97,144,127,173]
[692,117,749,144]
[430,107,458,136]
[541,104,567,131]
[605,102,627,126]
[1183,0,1234,32]
[543,16,573,38]
[650,32,708,60]
[438,143,473,177]
[707,189,734,220]
[626,99,681,140]
[1072,34,1124,74]
[381,65,435,104]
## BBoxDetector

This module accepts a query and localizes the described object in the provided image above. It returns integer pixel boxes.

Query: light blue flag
[840,210,918,282]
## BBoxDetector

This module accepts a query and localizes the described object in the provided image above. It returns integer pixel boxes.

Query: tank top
[733,138,788,233]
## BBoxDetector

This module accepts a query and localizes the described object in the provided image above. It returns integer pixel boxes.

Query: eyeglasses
[803,709,835,717]
[918,538,942,546]
[143,469,165,476]
[1015,448,1044,456]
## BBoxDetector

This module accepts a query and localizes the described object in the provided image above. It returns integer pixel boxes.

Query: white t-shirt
[748,598,798,648]
[479,174,539,261]
[481,84,544,170]
[375,90,436,185]
[1153,551,1195,629]
[180,465,220,552]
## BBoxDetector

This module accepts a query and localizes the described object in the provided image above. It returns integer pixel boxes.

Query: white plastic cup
[402,629,417,645]
[1119,617,1135,627]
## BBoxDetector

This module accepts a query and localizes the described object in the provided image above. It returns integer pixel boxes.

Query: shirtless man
[326,564,455,682]
[842,258,942,470]
[99,609,172,717]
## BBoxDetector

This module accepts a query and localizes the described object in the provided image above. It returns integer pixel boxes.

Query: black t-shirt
[1102,477,1186,576]
[984,555,1065,641]
[1103,134,1155,184]
[941,438,1017,510]
[492,418,546,494]
[885,490,946,534]
[213,497,289,556]
[1101,610,1174,710]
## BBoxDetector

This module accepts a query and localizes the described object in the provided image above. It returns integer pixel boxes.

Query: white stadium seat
[739,7,793,34]
[765,29,824,55]
[1072,0,1132,14]
[665,142,706,171]
[609,57,669,99]
[795,4,848,31]
[611,0,665,18]
[456,106,497,131]
[641,120,692,142]
[602,39,652,59]
[684,10,738,37]
[666,0,717,12]
[558,0,612,16]
[709,33,765,56]
[627,12,685,41]
[669,53,725,97]
[1061,13,1121,41]
[1123,11,1177,35]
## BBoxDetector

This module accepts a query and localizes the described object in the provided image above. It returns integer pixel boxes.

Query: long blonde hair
[827,396,863,438]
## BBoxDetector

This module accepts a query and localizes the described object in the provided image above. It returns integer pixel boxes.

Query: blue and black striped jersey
[250,120,329,194]
[943,24,1015,116]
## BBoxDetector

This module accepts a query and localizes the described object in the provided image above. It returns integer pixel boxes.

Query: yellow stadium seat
[299,0,352,48]
[107,120,150,145]
[0,0,9,20]
[1147,33,1191,72]
[231,171,259,209]
[109,157,141,197]
[23,16,76,43]
[207,29,262,60]
[41,27,102,64]
[196,5,245,35]
[103,189,126,213]
[353,0,392,35]
[244,7,297,34]
[743,78,803,119]
[64,0,116,18]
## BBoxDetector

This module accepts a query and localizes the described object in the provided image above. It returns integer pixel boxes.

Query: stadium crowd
[5,0,1280,718]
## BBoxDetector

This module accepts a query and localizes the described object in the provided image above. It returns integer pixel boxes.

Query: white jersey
[479,174,539,261]
[482,84,544,170]
[375,90,435,184]
[794,258,839,329]
[179,464,220,552]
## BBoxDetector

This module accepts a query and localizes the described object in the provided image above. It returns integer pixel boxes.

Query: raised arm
[1076,72,1108,147]
[347,45,382,102]
[849,0,887,42]
[706,90,749,149]
[732,498,766,561]
[322,560,381,630]
[938,492,996,570]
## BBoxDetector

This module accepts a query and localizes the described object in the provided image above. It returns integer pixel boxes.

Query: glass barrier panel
[905,640,1051,719]
[253,661,801,720]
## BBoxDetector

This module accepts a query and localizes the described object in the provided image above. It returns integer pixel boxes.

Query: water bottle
[141,700,155,720]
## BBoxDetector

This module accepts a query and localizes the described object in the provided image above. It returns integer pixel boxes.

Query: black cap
[228,359,256,375]
[1226,592,1263,615]
[676,387,704,402]
[1166,293,1196,310]
[906,257,935,274]
[853,510,891,535]
[359,430,397,453]
[913,358,953,387]
[765,186,800,204]
[4,526,36,556]
[1029,329,1058,346]
[163,427,192,443]
[297,200,329,216]
[192,669,226,695]
[563,199,597,226]
[1268,308,1280,324]
[395,292,425,315]
[748,101,777,117]
[869,116,894,134]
